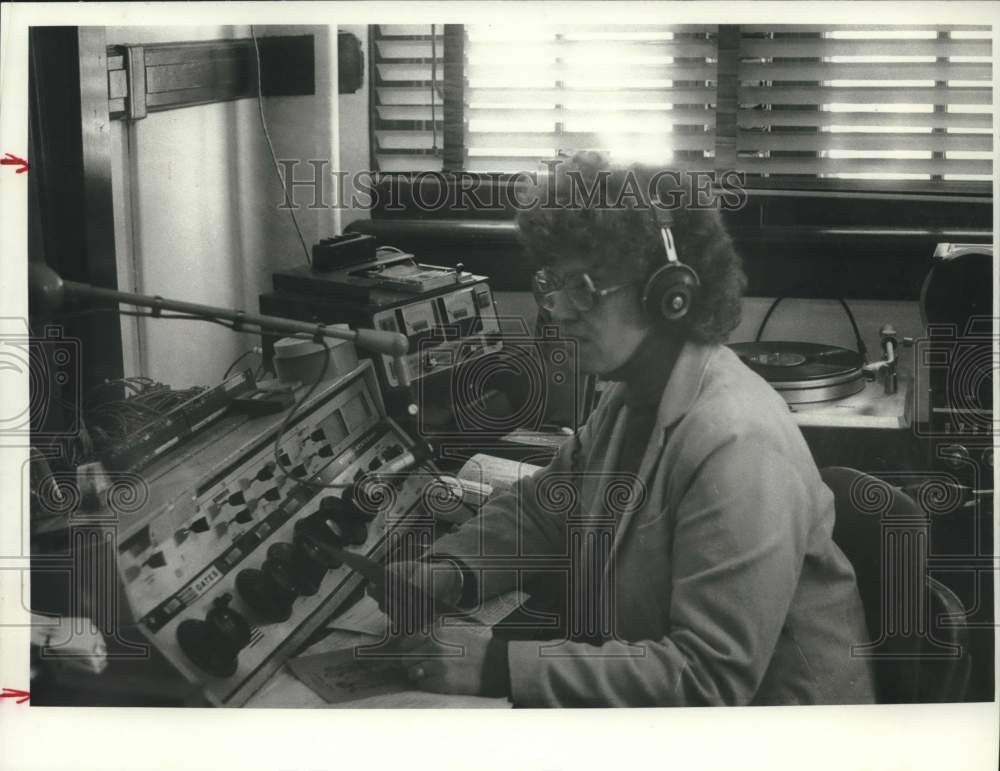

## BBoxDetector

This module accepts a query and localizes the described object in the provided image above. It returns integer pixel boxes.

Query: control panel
[115,362,446,706]
[372,281,502,387]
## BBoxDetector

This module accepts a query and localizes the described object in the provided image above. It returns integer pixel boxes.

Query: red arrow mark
[1,688,30,704]
[1,153,30,174]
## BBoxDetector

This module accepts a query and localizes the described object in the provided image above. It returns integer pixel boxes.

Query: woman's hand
[367,559,464,627]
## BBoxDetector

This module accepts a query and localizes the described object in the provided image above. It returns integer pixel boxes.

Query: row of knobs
[176,493,372,677]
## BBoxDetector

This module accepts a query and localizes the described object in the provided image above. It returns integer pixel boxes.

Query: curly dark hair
[516,151,746,344]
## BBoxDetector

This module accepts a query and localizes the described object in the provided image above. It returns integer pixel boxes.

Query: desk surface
[246,596,513,709]
[789,375,911,429]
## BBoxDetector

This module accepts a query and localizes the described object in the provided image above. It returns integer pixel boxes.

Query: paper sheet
[289,590,527,704]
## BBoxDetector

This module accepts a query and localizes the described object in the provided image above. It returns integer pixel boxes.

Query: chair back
[820,466,972,702]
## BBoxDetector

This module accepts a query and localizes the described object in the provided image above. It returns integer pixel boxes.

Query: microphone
[28,263,409,357]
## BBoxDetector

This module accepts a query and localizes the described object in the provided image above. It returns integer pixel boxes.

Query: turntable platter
[729,341,865,404]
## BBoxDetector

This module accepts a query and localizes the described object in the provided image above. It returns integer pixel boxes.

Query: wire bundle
[81,377,206,463]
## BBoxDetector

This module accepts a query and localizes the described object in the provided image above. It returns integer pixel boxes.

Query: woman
[382,152,876,707]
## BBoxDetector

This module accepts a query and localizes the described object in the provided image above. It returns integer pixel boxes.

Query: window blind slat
[467,39,718,59]
[377,87,442,106]
[378,157,445,173]
[739,109,992,130]
[740,37,991,58]
[378,25,447,38]
[467,63,718,81]
[468,106,716,124]
[377,105,440,121]
[468,87,718,105]
[739,86,991,105]
[737,157,990,176]
[746,24,986,33]
[467,131,716,151]
[741,61,991,81]
[375,39,438,59]
[739,131,991,153]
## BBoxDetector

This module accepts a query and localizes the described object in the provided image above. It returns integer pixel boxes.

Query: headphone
[640,202,701,324]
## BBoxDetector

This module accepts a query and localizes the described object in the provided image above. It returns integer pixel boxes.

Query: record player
[728,340,867,405]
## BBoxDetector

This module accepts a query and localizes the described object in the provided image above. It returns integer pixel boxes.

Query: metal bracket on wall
[124,46,147,119]
[106,35,315,120]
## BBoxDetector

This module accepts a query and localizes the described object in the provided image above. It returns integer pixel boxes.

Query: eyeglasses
[531,269,633,312]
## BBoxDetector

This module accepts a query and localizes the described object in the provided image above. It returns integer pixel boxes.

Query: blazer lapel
[604,340,719,568]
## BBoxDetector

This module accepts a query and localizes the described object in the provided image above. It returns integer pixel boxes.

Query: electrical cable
[250,25,312,268]
[223,349,258,380]
[755,296,869,362]
[754,296,785,343]
[60,302,479,518]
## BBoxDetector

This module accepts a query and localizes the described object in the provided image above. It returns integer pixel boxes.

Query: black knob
[189,517,210,533]
[332,513,368,546]
[176,619,239,678]
[310,428,326,441]
[293,522,343,570]
[228,490,246,506]
[317,445,334,458]
[317,504,368,547]
[268,541,320,596]
[206,595,252,652]
[236,568,294,623]
[256,465,275,482]
[263,553,304,598]
[263,487,281,502]
[291,464,308,478]
[319,495,350,516]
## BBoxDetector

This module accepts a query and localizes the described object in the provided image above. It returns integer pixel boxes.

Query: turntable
[729,341,865,405]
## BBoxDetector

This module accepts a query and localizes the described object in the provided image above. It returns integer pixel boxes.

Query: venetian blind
[371,24,447,172]
[370,24,992,191]
[736,26,993,187]
[462,25,719,172]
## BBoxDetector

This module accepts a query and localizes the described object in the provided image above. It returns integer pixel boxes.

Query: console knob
[293,520,343,570]
[268,541,320,596]
[263,553,304,597]
[176,619,239,678]
[236,568,294,623]
[319,495,349,516]
[332,514,368,546]
[205,594,252,652]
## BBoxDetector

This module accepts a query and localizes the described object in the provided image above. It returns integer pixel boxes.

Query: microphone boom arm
[31,264,409,358]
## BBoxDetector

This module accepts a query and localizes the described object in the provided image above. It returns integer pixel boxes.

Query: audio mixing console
[113,361,451,706]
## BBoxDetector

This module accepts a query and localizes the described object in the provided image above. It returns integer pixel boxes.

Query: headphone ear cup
[643,265,700,323]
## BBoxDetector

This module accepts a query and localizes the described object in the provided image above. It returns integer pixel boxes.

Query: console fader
[115,361,448,706]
